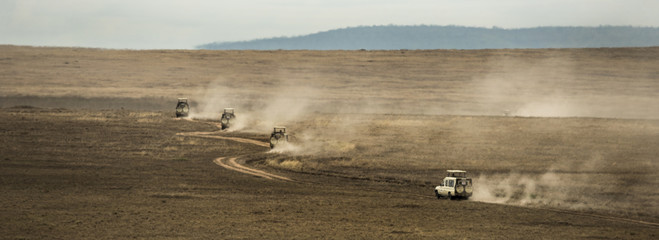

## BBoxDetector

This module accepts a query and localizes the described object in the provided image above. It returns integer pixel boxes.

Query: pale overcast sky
[1,0,657,49]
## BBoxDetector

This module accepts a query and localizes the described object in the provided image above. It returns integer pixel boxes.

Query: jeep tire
[175,102,189,118]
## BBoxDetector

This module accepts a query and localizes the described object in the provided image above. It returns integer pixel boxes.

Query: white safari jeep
[269,127,289,149]
[220,108,235,130]
[434,170,473,200]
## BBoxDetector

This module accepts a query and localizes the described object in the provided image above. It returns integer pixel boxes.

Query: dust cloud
[188,52,659,126]
[268,126,358,155]
[471,153,658,219]
[471,54,659,119]
[185,76,363,156]
[187,77,317,133]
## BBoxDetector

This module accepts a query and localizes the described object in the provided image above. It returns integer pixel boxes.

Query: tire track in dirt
[176,131,270,148]
[176,118,291,181]
[213,157,293,181]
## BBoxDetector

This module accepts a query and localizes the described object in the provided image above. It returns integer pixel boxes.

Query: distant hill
[197,25,659,50]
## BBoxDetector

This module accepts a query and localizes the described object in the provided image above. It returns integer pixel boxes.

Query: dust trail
[182,76,366,157]
[185,76,322,133]
[268,142,301,154]
[471,172,562,206]
[471,153,658,221]
[261,114,364,157]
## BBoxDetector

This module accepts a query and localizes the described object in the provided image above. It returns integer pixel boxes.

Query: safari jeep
[175,98,189,118]
[269,127,289,149]
[220,108,235,130]
[434,170,473,200]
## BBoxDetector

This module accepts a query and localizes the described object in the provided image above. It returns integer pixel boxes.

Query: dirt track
[178,131,292,181]
[177,131,270,148]
[214,157,294,181]
[176,118,293,181]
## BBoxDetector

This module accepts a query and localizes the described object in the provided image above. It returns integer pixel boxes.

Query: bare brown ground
[1,46,658,238]
[1,108,657,239]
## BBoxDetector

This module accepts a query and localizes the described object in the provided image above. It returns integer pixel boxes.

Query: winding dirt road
[176,121,292,181]
[176,131,270,148]
[213,157,293,181]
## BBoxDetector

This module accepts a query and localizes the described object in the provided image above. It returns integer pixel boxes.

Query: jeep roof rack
[446,170,467,177]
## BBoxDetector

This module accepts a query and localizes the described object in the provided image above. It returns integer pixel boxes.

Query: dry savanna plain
[1,45,658,238]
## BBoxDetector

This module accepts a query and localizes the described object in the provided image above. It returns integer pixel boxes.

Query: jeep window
[448,180,454,187]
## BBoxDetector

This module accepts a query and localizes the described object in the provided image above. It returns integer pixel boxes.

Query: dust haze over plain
[180,49,658,218]
[188,52,659,122]
[1,0,659,49]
